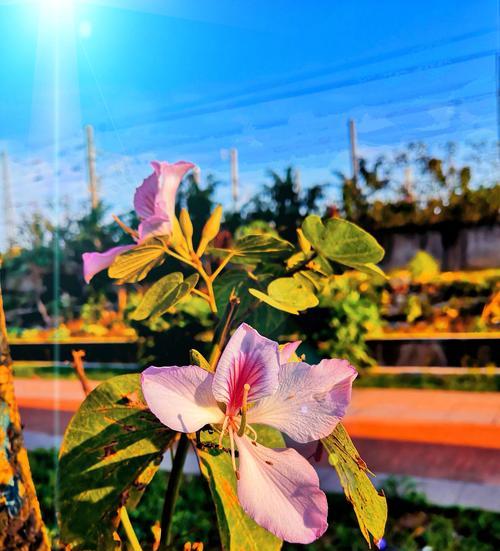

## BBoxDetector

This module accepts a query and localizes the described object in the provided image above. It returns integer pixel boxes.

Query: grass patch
[30,449,500,550]
[357,373,500,392]
[13,364,138,380]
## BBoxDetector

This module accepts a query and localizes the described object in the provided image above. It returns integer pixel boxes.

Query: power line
[5,67,496,208]
[104,27,496,130]
[107,49,496,131]
[9,90,495,202]
[175,28,496,111]
[106,91,494,156]
[79,39,135,188]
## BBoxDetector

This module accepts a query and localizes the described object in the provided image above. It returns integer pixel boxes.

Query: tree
[227,167,324,242]
[336,157,390,223]
[0,261,49,549]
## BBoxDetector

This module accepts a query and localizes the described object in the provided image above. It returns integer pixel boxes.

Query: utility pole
[1,150,15,249]
[496,52,499,150]
[85,125,99,210]
[230,148,239,211]
[294,168,302,195]
[348,119,358,182]
[193,165,201,185]
[403,166,414,202]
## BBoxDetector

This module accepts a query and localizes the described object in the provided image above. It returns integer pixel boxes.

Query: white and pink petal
[141,365,224,433]
[134,160,195,223]
[138,215,172,242]
[235,434,328,544]
[247,359,357,443]
[82,244,135,283]
[212,323,280,416]
[134,170,159,219]
[153,161,195,221]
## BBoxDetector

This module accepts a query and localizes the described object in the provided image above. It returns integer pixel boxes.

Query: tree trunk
[0,273,49,549]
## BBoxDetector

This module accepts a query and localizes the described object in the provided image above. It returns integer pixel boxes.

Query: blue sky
[0,0,498,245]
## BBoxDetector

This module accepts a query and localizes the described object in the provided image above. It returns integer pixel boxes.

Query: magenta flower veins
[82,160,194,283]
[141,323,357,544]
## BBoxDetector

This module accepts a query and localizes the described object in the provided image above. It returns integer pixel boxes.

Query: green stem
[120,507,143,551]
[158,292,240,548]
[209,292,240,369]
[210,252,235,281]
[163,246,197,269]
[159,434,191,550]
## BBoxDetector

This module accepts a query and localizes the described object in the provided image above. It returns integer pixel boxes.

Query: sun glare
[40,0,75,27]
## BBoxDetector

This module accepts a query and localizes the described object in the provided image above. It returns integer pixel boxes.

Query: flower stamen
[246,423,258,442]
[228,426,239,480]
[237,383,251,437]
[218,416,230,449]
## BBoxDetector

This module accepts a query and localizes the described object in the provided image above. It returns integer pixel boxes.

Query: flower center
[217,383,256,480]
[237,383,251,437]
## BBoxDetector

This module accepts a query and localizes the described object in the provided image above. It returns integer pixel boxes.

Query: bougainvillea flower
[141,323,357,543]
[82,161,194,282]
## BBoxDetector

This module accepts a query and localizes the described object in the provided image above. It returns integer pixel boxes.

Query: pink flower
[82,161,194,283]
[141,323,357,543]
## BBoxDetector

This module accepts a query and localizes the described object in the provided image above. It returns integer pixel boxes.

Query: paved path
[15,380,499,448]
[346,387,500,450]
[13,379,500,491]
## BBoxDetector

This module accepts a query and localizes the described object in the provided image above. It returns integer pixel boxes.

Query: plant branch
[209,291,241,369]
[120,508,143,551]
[201,274,217,314]
[192,258,218,314]
[70,349,92,396]
[162,246,218,313]
[209,253,235,281]
[163,247,197,269]
[159,433,191,550]
[191,288,211,301]
[158,289,240,549]
[112,214,139,240]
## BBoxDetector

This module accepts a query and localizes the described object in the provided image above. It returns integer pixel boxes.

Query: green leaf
[249,274,319,315]
[287,251,334,277]
[214,270,253,314]
[246,303,287,337]
[59,374,174,549]
[131,272,199,320]
[131,272,182,319]
[190,348,213,372]
[195,425,284,551]
[214,271,287,334]
[210,234,293,265]
[311,255,335,276]
[341,261,388,279]
[302,215,384,266]
[293,270,323,291]
[108,238,166,283]
[154,273,199,318]
[321,423,387,547]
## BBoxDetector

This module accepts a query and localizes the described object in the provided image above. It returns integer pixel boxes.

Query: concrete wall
[379,224,500,270]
